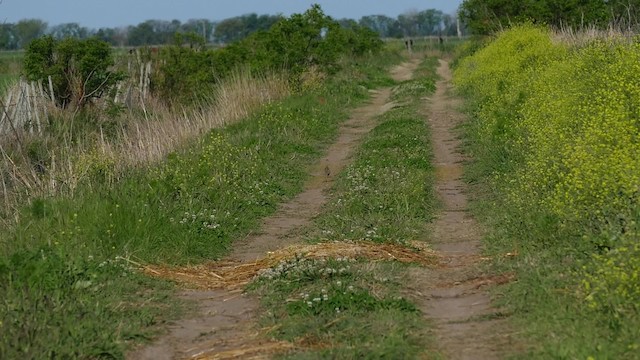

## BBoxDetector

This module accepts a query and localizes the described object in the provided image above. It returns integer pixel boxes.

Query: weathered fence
[0,78,52,136]
[0,57,153,137]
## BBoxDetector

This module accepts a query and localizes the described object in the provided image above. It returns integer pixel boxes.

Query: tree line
[0,9,461,50]
[460,0,640,34]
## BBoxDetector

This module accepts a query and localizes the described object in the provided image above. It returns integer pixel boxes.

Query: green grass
[251,259,430,359]
[308,104,436,244]
[0,51,401,358]
[248,56,440,358]
[307,58,437,244]
[0,251,180,358]
[463,171,640,359]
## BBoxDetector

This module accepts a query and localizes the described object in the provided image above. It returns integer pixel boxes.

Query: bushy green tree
[14,19,47,48]
[152,32,216,102]
[0,24,18,50]
[155,4,383,103]
[237,4,381,74]
[23,36,123,109]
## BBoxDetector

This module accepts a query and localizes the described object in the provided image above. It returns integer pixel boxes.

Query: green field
[0,51,23,72]
[0,51,22,95]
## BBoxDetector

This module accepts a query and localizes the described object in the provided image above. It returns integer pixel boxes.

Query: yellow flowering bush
[517,41,640,227]
[584,230,640,320]
[455,25,640,352]
[454,25,566,163]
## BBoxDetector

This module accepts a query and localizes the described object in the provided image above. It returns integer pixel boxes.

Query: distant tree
[128,20,181,46]
[14,19,47,48]
[415,9,445,35]
[0,24,18,50]
[441,14,460,36]
[359,15,400,37]
[127,21,157,46]
[111,27,129,47]
[397,11,420,37]
[49,23,91,40]
[95,27,117,46]
[213,16,244,43]
[181,19,215,42]
[167,20,182,40]
[362,10,451,38]
[213,14,281,44]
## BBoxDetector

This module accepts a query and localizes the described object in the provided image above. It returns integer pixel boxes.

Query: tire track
[409,59,515,360]
[128,62,417,360]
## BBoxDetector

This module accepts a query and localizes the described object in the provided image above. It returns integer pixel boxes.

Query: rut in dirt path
[228,89,397,263]
[128,61,418,360]
[409,60,516,360]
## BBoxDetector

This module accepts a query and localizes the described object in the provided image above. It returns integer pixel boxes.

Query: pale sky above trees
[1,0,462,28]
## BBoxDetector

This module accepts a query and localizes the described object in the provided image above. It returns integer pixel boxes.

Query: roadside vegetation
[459,0,640,34]
[0,6,394,358]
[1,5,381,221]
[454,24,640,358]
[249,57,441,358]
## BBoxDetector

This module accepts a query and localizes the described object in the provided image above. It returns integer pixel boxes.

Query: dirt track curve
[128,61,418,360]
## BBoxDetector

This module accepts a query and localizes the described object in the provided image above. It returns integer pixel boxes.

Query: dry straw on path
[135,241,438,359]
[143,240,439,290]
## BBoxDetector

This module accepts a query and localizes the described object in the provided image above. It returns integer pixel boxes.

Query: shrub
[154,5,383,103]
[152,33,218,103]
[23,36,124,109]
[514,40,640,233]
[454,25,566,172]
[455,25,640,357]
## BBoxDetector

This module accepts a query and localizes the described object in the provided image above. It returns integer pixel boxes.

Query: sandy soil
[128,62,417,360]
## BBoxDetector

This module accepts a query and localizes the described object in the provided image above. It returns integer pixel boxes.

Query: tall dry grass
[105,70,290,168]
[551,23,634,46]
[0,70,290,225]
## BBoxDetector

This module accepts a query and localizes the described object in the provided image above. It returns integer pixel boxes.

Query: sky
[1,0,463,28]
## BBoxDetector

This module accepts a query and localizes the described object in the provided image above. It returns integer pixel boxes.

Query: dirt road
[129,59,517,360]
[128,61,418,360]
[409,59,515,359]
